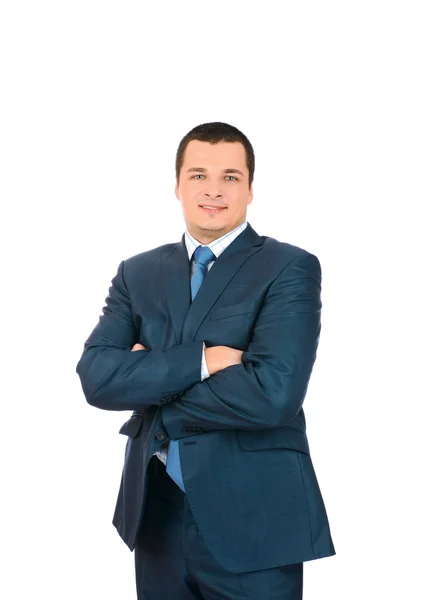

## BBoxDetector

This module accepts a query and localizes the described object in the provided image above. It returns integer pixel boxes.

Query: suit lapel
[161,222,264,344]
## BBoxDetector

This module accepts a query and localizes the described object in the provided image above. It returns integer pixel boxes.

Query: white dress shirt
[155,220,248,465]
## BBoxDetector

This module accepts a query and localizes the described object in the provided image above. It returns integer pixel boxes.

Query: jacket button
[154,431,166,442]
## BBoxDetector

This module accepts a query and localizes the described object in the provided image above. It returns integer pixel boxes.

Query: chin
[197,223,226,231]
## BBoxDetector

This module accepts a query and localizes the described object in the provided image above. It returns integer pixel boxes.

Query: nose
[202,179,223,199]
[203,191,223,199]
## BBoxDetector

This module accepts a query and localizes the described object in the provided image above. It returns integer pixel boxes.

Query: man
[76,121,335,599]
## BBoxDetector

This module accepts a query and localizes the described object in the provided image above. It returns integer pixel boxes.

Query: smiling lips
[200,205,227,215]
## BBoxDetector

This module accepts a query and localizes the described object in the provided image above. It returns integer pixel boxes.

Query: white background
[1,1,426,598]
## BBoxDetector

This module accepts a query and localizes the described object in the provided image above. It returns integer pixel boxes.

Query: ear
[175,182,180,201]
[247,185,254,205]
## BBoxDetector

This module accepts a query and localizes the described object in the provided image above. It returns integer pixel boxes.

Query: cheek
[228,200,243,215]
[182,186,199,203]
[180,192,198,210]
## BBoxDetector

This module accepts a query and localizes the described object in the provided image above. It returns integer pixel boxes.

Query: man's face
[175,140,253,244]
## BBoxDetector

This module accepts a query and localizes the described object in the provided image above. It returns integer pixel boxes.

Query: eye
[191,174,238,181]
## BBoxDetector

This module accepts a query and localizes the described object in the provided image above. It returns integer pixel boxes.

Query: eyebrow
[186,167,244,177]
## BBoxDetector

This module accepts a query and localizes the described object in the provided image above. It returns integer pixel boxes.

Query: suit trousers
[134,456,303,600]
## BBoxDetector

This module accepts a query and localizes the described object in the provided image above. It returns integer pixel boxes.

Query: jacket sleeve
[75,260,204,411]
[161,251,322,435]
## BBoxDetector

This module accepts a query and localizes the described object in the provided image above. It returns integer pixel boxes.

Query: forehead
[183,140,247,166]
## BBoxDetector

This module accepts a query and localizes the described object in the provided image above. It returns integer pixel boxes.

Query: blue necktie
[166,245,216,492]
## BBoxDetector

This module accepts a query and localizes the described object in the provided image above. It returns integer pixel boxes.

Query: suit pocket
[119,411,145,438]
[237,426,310,454]
[209,300,258,321]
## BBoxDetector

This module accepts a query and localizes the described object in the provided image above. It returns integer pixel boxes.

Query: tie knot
[193,245,215,267]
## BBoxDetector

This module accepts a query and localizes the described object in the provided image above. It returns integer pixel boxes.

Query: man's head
[175,122,255,244]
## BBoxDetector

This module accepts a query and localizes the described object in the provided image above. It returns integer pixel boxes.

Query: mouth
[199,205,227,215]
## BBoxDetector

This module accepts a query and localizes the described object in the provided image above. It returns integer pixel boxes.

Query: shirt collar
[184,220,248,261]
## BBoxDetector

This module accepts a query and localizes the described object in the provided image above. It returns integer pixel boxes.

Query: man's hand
[131,343,146,351]
[204,346,244,375]
[131,342,242,375]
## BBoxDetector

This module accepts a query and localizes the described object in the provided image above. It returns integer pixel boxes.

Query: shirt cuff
[201,341,210,381]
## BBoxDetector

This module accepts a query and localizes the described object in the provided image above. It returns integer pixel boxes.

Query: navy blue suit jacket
[76,222,335,573]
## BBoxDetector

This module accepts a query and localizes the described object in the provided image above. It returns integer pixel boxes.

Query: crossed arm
[131,342,242,378]
[160,251,322,435]
[76,259,245,411]
[76,251,321,431]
